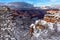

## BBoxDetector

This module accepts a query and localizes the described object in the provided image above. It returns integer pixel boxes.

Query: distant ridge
[0,2,60,10]
[0,3,4,6]
[6,2,34,10]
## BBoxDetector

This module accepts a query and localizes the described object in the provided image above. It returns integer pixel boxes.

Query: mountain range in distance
[0,2,60,10]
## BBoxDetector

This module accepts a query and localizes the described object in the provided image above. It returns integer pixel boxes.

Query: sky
[0,0,60,7]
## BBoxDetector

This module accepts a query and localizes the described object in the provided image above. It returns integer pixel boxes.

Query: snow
[57,22,60,32]
[30,23,35,28]
[0,10,60,40]
[30,19,60,40]
[47,22,55,31]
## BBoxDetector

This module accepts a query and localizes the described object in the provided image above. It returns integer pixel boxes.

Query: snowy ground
[0,13,60,40]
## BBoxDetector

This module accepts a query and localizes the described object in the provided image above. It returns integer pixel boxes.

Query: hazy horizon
[0,0,60,7]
